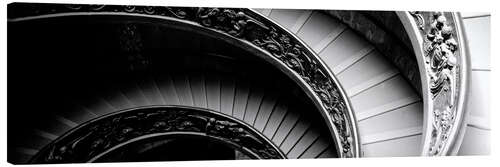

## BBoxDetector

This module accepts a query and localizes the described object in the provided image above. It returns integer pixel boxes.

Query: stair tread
[362,134,422,157]
[287,127,321,158]
[243,86,265,124]
[254,94,279,132]
[157,75,181,105]
[263,101,289,137]
[272,109,301,145]
[280,117,312,153]
[189,73,208,108]
[173,74,195,106]
[220,74,236,116]
[232,78,251,120]
[297,11,345,51]
[299,137,330,159]
[350,76,418,115]
[358,102,423,140]
[319,29,372,68]
[269,9,311,31]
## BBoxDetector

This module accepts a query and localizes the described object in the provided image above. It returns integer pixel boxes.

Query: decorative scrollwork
[410,11,460,156]
[409,11,425,31]
[30,106,285,163]
[9,3,358,158]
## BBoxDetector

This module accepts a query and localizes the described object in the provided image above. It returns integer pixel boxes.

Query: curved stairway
[8,13,343,161]
[14,70,340,162]
[17,72,341,162]
[10,7,426,162]
[253,9,424,157]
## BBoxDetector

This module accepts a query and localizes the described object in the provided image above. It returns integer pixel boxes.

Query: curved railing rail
[8,3,360,158]
[29,106,286,163]
[397,11,470,156]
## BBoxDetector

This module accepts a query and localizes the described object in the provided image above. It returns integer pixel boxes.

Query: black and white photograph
[2,0,495,166]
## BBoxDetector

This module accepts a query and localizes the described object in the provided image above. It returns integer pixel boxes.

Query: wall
[458,12,491,155]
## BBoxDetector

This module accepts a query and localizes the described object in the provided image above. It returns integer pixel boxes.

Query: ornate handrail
[396,12,470,156]
[9,3,360,158]
[30,106,286,163]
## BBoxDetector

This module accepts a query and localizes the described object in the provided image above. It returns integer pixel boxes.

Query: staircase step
[361,126,422,145]
[347,69,399,97]
[350,76,418,115]
[121,83,151,107]
[319,29,372,68]
[100,90,134,112]
[290,10,313,33]
[157,75,181,105]
[173,74,195,107]
[358,102,423,137]
[243,87,265,125]
[287,127,321,158]
[189,73,209,108]
[15,147,38,156]
[137,77,166,106]
[253,8,272,16]
[232,77,251,120]
[84,97,118,116]
[272,109,301,146]
[205,73,221,112]
[54,115,78,128]
[263,101,289,137]
[254,93,279,132]
[299,136,330,159]
[280,117,312,153]
[269,9,311,31]
[220,74,236,116]
[337,51,396,93]
[317,146,337,158]
[362,134,422,157]
[357,95,420,121]
[297,11,346,52]
[34,129,58,141]
[331,46,374,74]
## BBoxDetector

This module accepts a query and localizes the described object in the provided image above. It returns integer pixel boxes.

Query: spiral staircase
[7,3,489,164]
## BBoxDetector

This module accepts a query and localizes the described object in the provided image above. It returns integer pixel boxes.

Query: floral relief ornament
[411,11,459,156]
